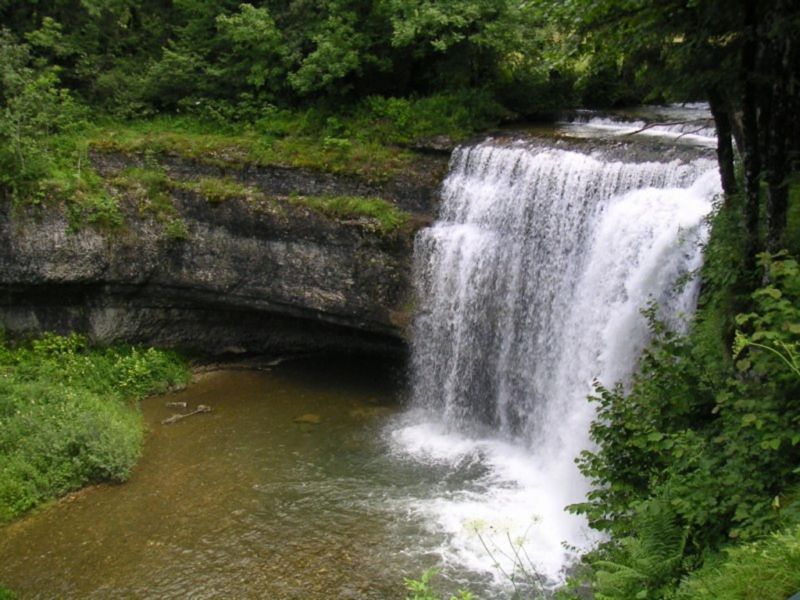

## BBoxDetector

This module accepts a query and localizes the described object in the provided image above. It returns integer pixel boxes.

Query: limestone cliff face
[0,153,445,355]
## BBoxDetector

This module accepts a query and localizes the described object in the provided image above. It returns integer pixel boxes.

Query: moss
[176,176,263,204]
[288,193,410,234]
[163,217,189,240]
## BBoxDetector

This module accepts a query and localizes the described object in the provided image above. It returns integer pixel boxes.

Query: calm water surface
[0,357,464,599]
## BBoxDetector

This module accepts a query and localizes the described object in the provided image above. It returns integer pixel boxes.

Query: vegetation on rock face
[288,193,410,234]
[107,165,412,235]
[0,333,189,522]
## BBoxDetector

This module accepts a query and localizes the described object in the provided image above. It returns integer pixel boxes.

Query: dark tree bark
[740,0,762,271]
[708,90,737,199]
[764,0,794,252]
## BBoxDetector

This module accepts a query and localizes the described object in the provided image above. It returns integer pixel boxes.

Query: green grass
[84,95,482,184]
[0,333,189,522]
[89,115,424,184]
[677,525,800,600]
[176,176,264,204]
[8,98,463,233]
[289,193,410,234]
[109,166,190,239]
[109,168,411,234]
[0,585,14,600]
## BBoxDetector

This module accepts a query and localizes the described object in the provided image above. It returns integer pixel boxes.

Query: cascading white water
[391,138,721,588]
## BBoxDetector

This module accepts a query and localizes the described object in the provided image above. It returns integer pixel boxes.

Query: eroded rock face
[0,156,442,356]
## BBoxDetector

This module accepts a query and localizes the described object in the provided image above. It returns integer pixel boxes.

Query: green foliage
[572,244,800,598]
[0,585,14,600]
[216,4,284,94]
[734,253,800,381]
[0,0,603,118]
[591,500,688,600]
[0,333,189,522]
[356,91,509,144]
[0,29,86,202]
[677,524,800,600]
[404,569,475,600]
[178,176,263,204]
[290,194,409,234]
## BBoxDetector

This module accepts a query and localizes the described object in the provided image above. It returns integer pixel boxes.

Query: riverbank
[0,333,189,523]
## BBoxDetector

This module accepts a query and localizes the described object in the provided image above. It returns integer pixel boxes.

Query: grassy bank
[0,333,189,522]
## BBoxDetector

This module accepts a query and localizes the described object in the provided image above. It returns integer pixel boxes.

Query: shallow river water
[0,357,493,599]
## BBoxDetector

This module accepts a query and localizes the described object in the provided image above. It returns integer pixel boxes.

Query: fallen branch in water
[623,118,714,137]
[161,404,212,425]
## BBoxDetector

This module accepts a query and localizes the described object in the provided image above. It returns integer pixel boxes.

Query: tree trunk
[741,0,762,272]
[708,90,737,199]
[764,0,792,252]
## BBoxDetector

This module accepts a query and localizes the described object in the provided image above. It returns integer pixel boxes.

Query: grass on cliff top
[87,93,495,182]
[0,333,189,522]
[89,115,422,184]
[9,99,455,232]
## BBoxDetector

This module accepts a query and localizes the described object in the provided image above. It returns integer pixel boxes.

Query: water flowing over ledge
[392,138,721,587]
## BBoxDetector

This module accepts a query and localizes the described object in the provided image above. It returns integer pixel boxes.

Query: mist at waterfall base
[388,139,721,589]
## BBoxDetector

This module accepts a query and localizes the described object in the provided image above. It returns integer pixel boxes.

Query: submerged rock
[293,413,321,424]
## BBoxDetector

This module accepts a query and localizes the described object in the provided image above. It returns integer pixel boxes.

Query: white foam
[389,418,597,587]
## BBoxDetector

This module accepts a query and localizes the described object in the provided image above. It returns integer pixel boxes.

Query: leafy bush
[0,333,189,521]
[0,29,85,201]
[357,91,510,144]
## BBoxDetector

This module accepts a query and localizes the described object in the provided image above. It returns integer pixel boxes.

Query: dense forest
[1,1,800,599]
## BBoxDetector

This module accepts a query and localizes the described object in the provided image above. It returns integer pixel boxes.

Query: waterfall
[392,138,720,588]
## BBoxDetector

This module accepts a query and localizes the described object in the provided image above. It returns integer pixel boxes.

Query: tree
[557,0,799,268]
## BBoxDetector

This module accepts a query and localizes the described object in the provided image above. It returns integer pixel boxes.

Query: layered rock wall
[0,153,445,355]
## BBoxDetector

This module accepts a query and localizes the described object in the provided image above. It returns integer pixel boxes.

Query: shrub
[0,333,189,521]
